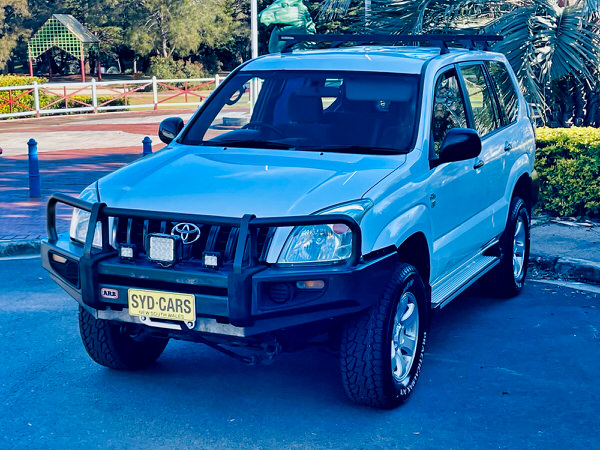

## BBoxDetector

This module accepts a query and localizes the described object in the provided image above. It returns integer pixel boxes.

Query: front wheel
[340,263,427,409]
[79,306,168,370]
[482,196,530,297]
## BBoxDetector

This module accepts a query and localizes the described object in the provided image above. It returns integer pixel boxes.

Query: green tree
[127,0,237,59]
[0,0,29,71]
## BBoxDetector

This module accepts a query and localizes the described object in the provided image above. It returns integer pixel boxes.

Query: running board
[431,255,499,309]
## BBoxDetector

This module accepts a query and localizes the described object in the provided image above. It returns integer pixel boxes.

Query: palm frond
[317,0,353,21]
[548,5,600,83]
[582,0,600,19]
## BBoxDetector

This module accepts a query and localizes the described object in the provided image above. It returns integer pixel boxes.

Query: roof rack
[279,34,503,54]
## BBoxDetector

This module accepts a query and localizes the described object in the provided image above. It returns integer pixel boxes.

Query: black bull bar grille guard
[45,193,363,326]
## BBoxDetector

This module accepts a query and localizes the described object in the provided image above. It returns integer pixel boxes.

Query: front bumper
[42,194,397,337]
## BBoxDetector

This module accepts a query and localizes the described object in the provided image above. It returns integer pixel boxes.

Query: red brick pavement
[0,110,178,241]
[0,147,143,240]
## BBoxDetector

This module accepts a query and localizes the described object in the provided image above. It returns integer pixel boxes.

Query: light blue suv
[42,35,536,408]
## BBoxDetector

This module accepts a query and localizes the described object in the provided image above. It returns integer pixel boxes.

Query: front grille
[113,217,273,265]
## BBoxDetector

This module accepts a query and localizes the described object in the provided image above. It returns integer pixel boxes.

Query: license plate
[128,288,196,322]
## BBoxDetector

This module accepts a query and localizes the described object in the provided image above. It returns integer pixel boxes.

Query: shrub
[147,56,208,80]
[42,95,127,112]
[0,74,48,87]
[0,75,48,114]
[535,127,600,218]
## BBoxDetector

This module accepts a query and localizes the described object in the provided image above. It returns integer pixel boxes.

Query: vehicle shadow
[90,282,515,415]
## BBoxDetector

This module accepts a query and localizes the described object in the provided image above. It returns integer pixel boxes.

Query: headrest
[287,93,323,123]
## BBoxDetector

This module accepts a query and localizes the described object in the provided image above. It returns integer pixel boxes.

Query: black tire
[340,263,427,409]
[78,306,168,370]
[482,196,530,297]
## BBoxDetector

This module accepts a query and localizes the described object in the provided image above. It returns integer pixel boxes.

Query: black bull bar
[45,193,367,327]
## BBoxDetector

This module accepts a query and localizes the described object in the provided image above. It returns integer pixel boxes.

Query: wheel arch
[396,232,431,286]
[512,173,533,212]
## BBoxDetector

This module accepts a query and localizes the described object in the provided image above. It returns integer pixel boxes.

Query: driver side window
[431,69,467,155]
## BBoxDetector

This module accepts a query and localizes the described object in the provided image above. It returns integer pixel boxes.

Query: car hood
[97,145,405,217]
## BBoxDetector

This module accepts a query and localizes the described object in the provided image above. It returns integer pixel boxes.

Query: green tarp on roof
[28,14,99,59]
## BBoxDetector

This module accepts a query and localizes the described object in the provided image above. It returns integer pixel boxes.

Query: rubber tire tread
[482,196,530,298]
[78,306,168,370]
[340,263,427,409]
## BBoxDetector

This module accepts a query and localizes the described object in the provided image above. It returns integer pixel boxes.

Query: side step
[431,255,499,309]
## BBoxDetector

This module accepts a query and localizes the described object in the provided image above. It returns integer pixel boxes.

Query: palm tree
[486,0,600,125]
[317,0,600,125]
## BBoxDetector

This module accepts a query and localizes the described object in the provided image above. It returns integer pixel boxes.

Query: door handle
[504,141,513,151]
[473,158,484,169]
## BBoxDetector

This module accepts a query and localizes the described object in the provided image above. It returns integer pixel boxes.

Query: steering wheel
[242,121,285,138]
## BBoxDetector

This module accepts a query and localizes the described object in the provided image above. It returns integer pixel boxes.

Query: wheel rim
[391,291,419,386]
[513,216,526,281]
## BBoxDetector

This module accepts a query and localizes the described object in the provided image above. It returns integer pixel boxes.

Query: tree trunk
[162,37,168,58]
[573,81,585,126]
[584,86,600,127]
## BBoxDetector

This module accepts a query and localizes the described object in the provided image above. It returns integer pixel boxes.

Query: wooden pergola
[27,14,100,82]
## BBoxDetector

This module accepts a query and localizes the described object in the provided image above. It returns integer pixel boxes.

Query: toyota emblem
[171,223,201,244]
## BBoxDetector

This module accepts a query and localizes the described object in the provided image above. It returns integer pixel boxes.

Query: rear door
[484,60,531,232]
[458,61,526,240]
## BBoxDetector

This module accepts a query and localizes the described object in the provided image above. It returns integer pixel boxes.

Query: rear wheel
[483,196,530,297]
[79,306,168,370]
[340,263,427,409]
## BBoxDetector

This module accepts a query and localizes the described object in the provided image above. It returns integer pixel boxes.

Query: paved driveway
[1,256,598,449]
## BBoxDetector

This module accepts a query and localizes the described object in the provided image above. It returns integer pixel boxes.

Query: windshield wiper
[301,145,409,155]
[203,139,295,150]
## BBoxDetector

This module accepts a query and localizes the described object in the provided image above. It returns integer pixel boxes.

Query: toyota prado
[42,34,536,408]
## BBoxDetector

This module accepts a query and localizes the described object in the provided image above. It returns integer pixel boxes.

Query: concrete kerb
[0,239,41,257]
[530,252,600,284]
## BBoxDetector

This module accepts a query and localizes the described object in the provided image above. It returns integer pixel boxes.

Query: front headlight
[277,199,372,264]
[69,183,102,248]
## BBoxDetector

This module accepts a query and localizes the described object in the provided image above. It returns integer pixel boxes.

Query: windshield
[182,70,420,154]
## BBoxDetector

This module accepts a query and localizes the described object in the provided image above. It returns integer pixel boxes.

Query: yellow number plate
[128,288,196,322]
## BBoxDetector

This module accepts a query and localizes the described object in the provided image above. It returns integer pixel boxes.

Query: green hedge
[535,127,600,218]
[0,74,47,87]
[0,75,48,114]
[0,75,127,116]
[42,95,127,110]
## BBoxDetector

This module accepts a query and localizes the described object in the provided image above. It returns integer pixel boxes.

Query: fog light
[269,283,293,303]
[120,244,135,259]
[296,280,325,290]
[203,251,221,268]
[146,233,181,264]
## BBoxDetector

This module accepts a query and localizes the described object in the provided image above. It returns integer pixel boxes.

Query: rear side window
[460,64,499,137]
[486,61,519,125]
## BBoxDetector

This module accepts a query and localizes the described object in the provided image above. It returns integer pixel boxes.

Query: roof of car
[241,46,502,74]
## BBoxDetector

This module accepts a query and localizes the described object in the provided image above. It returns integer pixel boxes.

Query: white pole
[91,78,98,113]
[33,81,40,118]
[250,0,259,114]
[251,0,258,60]
[152,76,158,110]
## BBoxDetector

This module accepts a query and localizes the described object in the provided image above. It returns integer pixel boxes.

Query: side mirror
[158,117,184,144]
[436,128,481,165]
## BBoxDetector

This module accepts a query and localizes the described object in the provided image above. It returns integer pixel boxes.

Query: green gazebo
[28,14,100,82]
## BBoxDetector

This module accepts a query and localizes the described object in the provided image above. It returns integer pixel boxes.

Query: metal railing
[0,75,222,120]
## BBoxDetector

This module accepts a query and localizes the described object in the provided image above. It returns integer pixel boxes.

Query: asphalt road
[1,257,599,449]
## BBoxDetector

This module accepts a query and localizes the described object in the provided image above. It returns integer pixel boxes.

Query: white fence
[0,75,222,120]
